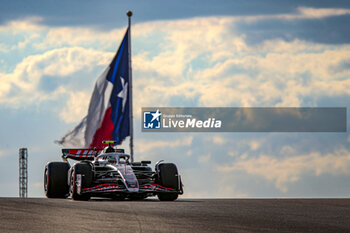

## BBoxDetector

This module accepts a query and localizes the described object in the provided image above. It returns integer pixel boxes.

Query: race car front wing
[79,182,181,195]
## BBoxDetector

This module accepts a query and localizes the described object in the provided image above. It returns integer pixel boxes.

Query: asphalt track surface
[1,198,350,233]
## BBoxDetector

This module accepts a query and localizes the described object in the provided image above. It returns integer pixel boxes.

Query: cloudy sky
[1,0,350,197]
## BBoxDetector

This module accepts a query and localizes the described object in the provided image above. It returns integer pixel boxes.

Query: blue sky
[1,0,350,197]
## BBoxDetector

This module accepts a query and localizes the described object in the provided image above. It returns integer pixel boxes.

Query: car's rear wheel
[44,162,70,198]
[70,163,92,201]
[156,163,179,201]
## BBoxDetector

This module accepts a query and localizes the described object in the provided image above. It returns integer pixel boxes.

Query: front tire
[70,163,92,201]
[156,163,179,201]
[44,162,70,198]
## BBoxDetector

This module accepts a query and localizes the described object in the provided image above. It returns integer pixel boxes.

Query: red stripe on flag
[90,107,114,148]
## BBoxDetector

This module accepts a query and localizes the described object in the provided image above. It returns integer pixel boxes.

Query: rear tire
[44,162,70,198]
[156,163,179,201]
[70,163,92,201]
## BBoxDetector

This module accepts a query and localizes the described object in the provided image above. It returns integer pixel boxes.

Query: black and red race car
[44,141,183,201]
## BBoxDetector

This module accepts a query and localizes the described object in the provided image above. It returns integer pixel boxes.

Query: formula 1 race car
[44,141,183,201]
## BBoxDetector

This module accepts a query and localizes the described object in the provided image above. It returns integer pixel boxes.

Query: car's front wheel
[70,163,92,201]
[156,163,179,201]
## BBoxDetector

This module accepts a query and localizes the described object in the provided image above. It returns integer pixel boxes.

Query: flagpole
[127,10,134,162]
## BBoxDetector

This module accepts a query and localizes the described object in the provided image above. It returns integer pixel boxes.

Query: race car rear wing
[62,148,103,161]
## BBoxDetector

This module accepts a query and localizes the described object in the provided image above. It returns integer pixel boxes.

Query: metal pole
[19,148,28,198]
[127,10,134,162]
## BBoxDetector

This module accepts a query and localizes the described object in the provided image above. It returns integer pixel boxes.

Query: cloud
[235,7,350,22]
[135,136,193,154]
[0,17,44,32]
[198,153,211,163]
[296,7,350,19]
[192,41,350,107]
[2,9,350,123]
[218,149,350,192]
[60,91,90,123]
[35,26,125,51]
[208,135,263,150]
[132,17,350,109]
[0,149,14,160]
[0,47,112,110]
[212,136,226,145]
[0,43,9,53]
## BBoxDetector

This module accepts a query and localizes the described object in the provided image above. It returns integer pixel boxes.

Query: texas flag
[57,28,131,148]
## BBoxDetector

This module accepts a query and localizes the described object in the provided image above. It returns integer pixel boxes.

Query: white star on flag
[151,109,161,122]
[117,76,128,111]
